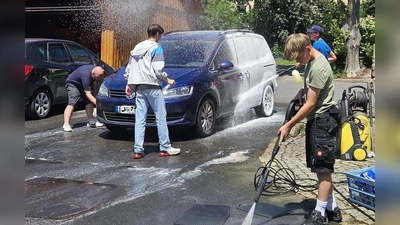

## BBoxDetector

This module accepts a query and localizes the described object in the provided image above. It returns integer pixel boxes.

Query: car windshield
[160,39,216,68]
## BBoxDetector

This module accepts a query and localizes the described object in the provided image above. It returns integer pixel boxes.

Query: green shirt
[304,55,336,120]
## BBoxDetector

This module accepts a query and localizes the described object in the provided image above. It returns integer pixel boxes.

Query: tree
[196,0,243,30]
[339,0,362,77]
[250,0,334,49]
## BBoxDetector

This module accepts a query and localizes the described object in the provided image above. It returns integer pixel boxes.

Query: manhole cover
[25,177,126,219]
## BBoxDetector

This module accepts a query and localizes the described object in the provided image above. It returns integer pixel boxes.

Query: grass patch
[275,58,296,66]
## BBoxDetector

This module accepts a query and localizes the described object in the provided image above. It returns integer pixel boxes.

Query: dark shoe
[133,153,143,159]
[326,207,342,222]
[159,151,170,157]
[302,210,326,225]
[87,120,96,128]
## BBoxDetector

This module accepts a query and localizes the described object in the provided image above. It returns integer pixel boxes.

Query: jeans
[134,88,171,153]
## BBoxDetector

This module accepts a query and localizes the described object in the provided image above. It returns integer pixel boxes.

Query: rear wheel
[27,88,52,119]
[195,98,216,137]
[255,85,274,117]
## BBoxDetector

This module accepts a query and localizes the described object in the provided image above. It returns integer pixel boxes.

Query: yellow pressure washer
[336,84,373,161]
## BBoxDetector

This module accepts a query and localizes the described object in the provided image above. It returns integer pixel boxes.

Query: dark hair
[147,24,164,37]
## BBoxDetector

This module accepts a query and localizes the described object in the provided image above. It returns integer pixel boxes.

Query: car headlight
[98,82,109,97]
[163,85,193,100]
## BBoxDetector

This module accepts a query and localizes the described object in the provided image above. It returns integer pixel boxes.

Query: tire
[255,85,274,117]
[27,88,52,119]
[195,98,216,137]
[106,125,127,132]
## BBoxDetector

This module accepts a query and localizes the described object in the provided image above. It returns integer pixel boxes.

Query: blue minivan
[96,30,277,137]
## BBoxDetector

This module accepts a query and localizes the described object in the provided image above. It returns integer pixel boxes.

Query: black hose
[253,162,375,222]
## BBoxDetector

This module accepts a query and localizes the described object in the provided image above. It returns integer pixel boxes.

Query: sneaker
[87,120,96,128]
[326,207,342,222]
[159,146,181,157]
[63,124,72,132]
[302,210,327,225]
[95,121,104,127]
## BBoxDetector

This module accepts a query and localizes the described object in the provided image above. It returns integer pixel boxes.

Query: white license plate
[116,105,136,114]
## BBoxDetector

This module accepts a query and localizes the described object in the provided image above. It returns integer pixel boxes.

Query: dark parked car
[96,30,277,137]
[25,38,114,119]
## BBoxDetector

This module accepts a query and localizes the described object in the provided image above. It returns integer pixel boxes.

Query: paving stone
[259,121,376,224]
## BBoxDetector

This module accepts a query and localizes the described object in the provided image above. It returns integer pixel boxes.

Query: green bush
[271,43,284,58]
[359,15,375,67]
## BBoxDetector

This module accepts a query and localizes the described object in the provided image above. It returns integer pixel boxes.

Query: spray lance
[242,97,302,225]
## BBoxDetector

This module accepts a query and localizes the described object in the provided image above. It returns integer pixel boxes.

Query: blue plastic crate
[346,166,375,210]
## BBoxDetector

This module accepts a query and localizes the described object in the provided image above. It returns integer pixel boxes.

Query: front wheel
[26,88,52,119]
[255,85,274,117]
[195,98,216,137]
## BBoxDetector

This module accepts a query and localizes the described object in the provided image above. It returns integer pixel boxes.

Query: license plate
[116,105,136,114]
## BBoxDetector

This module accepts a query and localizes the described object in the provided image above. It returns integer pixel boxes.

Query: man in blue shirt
[63,65,104,132]
[307,25,337,63]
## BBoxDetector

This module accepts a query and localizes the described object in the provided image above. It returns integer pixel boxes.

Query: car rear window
[31,43,47,61]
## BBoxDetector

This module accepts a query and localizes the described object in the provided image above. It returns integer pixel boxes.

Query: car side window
[233,36,256,65]
[66,43,93,64]
[211,39,237,71]
[48,43,70,63]
[252,37,271,59]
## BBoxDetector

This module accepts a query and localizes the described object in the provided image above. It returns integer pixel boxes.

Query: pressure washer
[337,83,374,161]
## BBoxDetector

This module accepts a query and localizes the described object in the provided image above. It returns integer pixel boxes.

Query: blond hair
[284,33,312,60]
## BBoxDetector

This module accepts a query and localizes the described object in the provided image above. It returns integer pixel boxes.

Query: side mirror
[218,60,234,71]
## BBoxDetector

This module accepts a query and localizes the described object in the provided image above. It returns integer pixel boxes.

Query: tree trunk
[345,0,361,78]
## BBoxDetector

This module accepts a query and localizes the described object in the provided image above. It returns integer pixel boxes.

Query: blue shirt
[312,39,332,59]
[66,65,95,91]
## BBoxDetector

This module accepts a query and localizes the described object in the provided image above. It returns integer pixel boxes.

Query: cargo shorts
[66,83,90,106]
[306,106,340,173]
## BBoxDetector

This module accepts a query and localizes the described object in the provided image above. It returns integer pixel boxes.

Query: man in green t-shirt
[277,33,341,225]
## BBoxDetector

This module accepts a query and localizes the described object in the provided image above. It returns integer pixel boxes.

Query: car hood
[105,66,205,91]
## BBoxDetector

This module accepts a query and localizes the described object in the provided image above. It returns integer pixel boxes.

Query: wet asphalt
[25,67,373,225]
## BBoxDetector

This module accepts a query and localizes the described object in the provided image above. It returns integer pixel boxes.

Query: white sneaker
[63,124,72,132]
[95,121,104,127]
[166,147,181,155]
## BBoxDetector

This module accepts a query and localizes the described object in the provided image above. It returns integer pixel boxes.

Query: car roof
[162,29,254,41]
[25,38,77,44]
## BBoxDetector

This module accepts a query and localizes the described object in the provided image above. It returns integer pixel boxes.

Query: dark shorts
[66,83,90,106]
[306,107,340,173]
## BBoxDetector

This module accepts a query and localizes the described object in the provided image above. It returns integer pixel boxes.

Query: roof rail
[163,30,191,35]
[219,29,254,35]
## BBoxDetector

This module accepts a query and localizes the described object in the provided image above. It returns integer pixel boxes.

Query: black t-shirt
[66,65,95,91]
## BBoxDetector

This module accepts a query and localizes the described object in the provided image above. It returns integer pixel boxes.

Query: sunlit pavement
[260,120,376,224]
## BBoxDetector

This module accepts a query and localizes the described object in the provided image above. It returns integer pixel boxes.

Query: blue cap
[307,25,323,33]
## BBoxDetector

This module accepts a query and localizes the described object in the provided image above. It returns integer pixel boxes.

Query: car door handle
[264,63,275,67]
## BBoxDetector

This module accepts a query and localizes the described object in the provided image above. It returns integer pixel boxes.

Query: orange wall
[100,0,204,69]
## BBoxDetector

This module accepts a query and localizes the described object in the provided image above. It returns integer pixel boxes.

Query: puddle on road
[25,177,126,219]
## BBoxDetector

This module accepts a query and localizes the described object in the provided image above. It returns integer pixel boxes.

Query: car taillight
[25,65,33,77]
